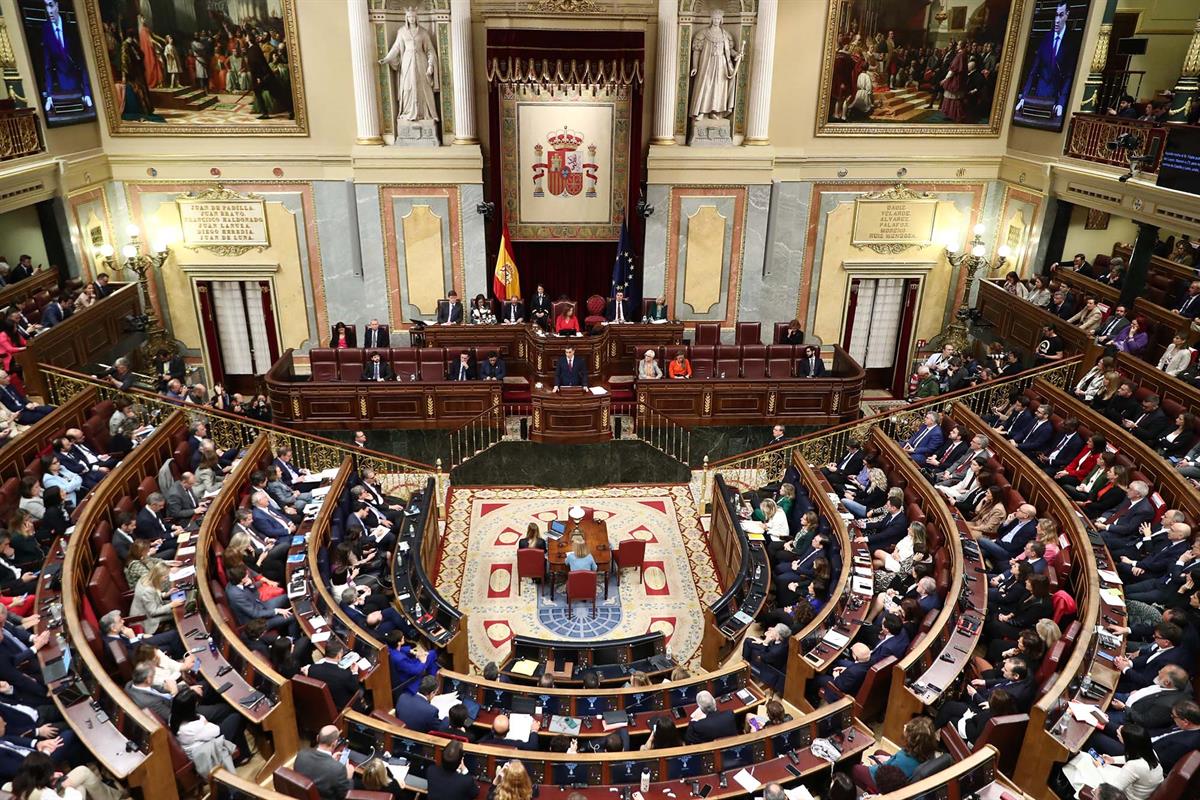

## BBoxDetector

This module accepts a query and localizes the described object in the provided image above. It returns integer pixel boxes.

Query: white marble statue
[380,7,439,122]
[689,9,741,120]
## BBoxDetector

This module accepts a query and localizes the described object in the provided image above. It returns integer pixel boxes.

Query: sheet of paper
[387,764,410,786]
[311,630,331,644]
[739,521,766,534]
[852,576,874,596]
[732,770,761,792]
[1099,588,1126,608]
[785,787,815,800]
[431,691,461,719]
[176,546,196,557]
[169,566,195,582]
[690,707,706,721]
[309,615,327,629]
[506,713,534,742]
[1097,569,1121,585]
[589,386,608,395]
[310,467,342,482]
[823,630,850,648]
[1068,701,1106,726]
[510,659,539,676]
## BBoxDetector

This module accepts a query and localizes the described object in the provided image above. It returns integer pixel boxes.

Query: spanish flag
[492,223,521,301]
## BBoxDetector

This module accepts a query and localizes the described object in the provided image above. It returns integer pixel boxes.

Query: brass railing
[42,366,437,498]
[447,401,507,470]
[1063,113,1173,173]
[633,401,691,466]
[0,108,43,162]
[710,357,1083,492]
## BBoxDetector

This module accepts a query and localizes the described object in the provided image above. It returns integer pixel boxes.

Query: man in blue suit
[856,497,908,551]
[936,657,1034,729]
[1114,623,1192,693]
[901,412,943,463]
[554,346,588,388]
[1015,2,1079,124]
[250,490,295,539]
[995,398,1034,442]
[1118,522,1192,586]
[816,642,871,703]
[396,675,445,732]
[38,0,95,114]
[1036,420,1084,473]
[1015,404,1055,455]
[1096,481,1155,551]
[1149,700,1200,774]
[39,296,69,328]
[868,614,910,666]
[978,504,1039,571]
[0,371,53,425]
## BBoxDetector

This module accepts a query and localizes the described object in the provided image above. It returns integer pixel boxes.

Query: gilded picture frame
[80,0,308,136]
[815,0,1027,137]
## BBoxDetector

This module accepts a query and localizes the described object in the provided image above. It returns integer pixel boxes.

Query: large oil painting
[817,0,1026,136]
[82,0,306,135]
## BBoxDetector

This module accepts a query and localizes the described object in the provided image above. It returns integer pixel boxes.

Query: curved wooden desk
[531,385,612,444]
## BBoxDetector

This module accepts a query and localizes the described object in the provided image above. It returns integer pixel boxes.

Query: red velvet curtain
[485,29,645,306]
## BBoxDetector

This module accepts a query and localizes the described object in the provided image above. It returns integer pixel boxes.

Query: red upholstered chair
[766,346,793,378]
[612,539,646,580]
[689,345,715,379]
[337,348,364,382]
[390,347,419,381]
[940,714,1030,777]
[516,547,547,594]
[552,300,577,321]
[735,321,761,345]
[566,570,598,616]
[694,322,720,345]
[310,348,338,381]
[717,344,740,360]
[420,347,447,381]
[274,768,321,800]
[715,357,739,379]
[772,322,791,344]
[137,476,159,507]
[741,358,766,379]
[584,295,607,326]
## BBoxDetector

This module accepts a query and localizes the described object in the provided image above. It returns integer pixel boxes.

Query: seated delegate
[668,352,692,379]
[638,349,663,379]
[555,306,581,335]
[565,538,596,572]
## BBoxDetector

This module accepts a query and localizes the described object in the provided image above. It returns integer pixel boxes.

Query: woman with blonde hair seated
[129,562,182,635]
[565,537,596,572]
[638,349,663,380]
[492,760,533,800]
[873,521,926,592]
[755,497,789,541]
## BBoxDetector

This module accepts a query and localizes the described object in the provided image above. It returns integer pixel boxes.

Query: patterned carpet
[438,485,720,668]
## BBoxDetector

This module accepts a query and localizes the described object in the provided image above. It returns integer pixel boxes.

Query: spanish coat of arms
[531,126,599,198]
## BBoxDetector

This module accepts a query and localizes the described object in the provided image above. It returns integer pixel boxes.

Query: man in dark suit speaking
[1015,2,1078,124]
[554,346,588,389]
[36,0,95,115]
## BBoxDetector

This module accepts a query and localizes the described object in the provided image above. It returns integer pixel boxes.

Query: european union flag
[611,221,639,306]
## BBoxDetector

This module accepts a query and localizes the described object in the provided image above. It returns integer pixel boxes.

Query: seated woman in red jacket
[668,352,692,379]
[330,321,355,348]
[555,306,581,336]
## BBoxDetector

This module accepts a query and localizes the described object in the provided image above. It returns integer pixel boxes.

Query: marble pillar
[1170,18,1200,123]
[348,0,383,145]
[744,0,776,145]
[450,0,478,144]
[651,0,679,145]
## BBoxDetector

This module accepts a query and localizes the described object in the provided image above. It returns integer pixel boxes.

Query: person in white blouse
[2,752,120,800]
[936,456,987,503]
[638,349,663,380]
[38,455,82,507]
[1156,332,1193,377]
[1074,357,1114,403]
[1002,271,1028,298]
[131,642,194,690]
[756,497,790,541]
[1064,723,1163,800]
[1026,275,1052,308]
[170,687,237,774]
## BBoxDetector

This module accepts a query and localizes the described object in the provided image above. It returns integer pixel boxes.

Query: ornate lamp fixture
[97,223,181,358]
[930,223,1010,352]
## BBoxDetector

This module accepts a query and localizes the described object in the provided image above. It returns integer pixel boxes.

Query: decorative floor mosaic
[438,485,721,668]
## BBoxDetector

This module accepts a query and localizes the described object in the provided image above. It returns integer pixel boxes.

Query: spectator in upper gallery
[1026,276,1052,308]
[437,291,465,325]
[998,350,1022,376]
[1158,332,1194,377]
[38,296,70,329]
[1001,271,1028,299]
[912,365,939,398]
[1107,94,1139,119]
[104,357,135,392]
[7,256,32,283]
[1053,252,1096,278]
[1140,99,1170,124]
[0,371,52,424]
[162,379,185,401]
[1047,290,1075,320]
[1170,240,1196,268]
[779,319,805,345]
[152,348,186,391]
[1097,257,1125,288]
[1111,316,1149,357]
[94,272,113,298]
[1069,296,1104,333]
[1095,304,1131,347]
[1034,324,1065,364]
[1174,281,1200,319]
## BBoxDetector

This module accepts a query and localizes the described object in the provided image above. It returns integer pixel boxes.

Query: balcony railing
[1063,113,1169,174]
[0,108,43,162]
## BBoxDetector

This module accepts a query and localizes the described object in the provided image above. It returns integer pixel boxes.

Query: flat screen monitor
[1156,126,1200,196]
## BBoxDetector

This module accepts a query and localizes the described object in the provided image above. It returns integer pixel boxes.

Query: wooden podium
[529,386,612,444]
